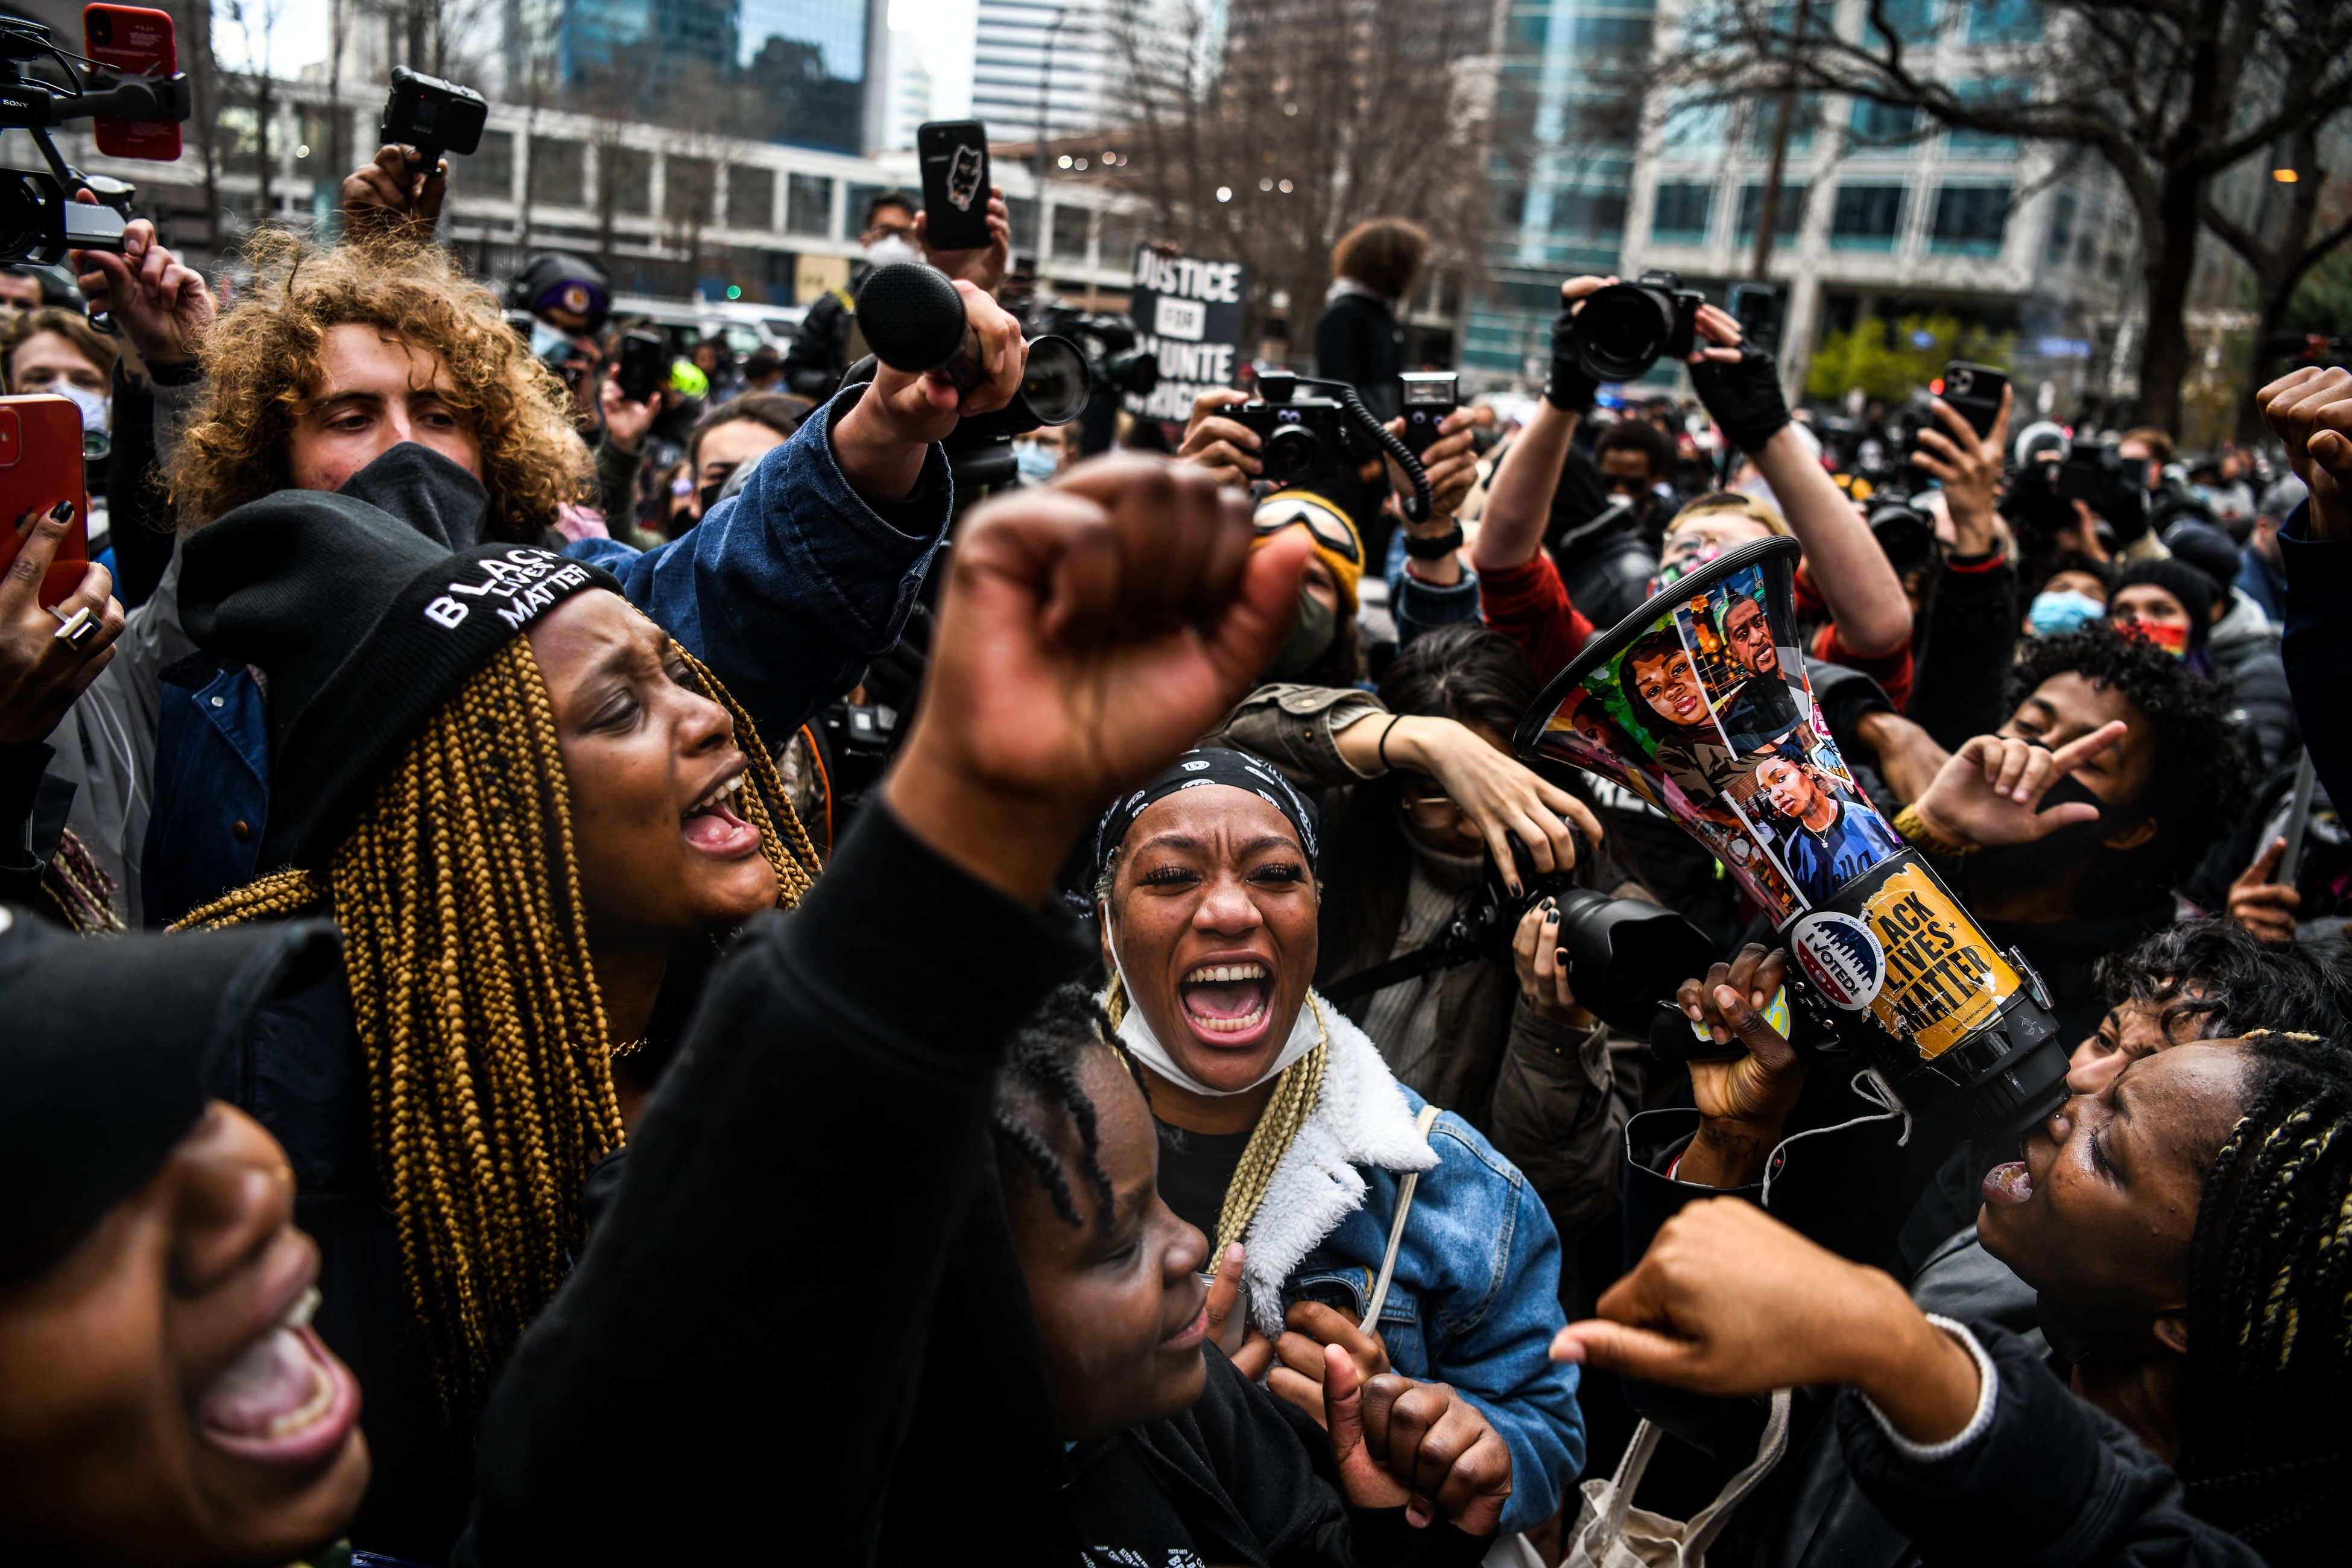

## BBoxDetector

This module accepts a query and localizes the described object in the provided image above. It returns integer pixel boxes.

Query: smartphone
[1940,361,2008,438]
[615,328,667,404]
[1399,371,1458,460]
[915,121,991,251]
[84,4,181,160]
[0,398,91,610]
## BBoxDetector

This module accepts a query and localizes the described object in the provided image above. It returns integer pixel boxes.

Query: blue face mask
[2027,588,2105,637]
[1013,439,1058,483]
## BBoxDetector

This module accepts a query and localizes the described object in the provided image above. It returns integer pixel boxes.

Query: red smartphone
[0,397,92,610]
[84,4,181,161]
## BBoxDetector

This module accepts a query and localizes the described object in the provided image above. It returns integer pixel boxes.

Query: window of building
[530,138,586,207]
[1928,183,2011,253]
[2044,190,2076,263]
[788,173,834,237]
[764,248,797,303]
[605,146,653,216]
[1847,97,1920,155]
[1965,0,2041,42]
[1864,0,1941,46]
[1050,203,1093,259]
[1651,182,1714,242]
[1742,93,1821,154]
[1660,90,1730,153]
[665,156,716,224]
[727,165,776,230]
[1734,180,1809,241]
[1547,186,1628,238]
[468,130,516,198]
[1007,195,1039,253]
[846,183,897,233]
[1947,78,2023,157]
[1830,183,1906,249]
[1099,209,1142,267]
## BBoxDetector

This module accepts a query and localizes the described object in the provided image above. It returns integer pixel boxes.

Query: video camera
[1,17,191,265]
[1230,370,1435,520]
[2003,429,2149,542]
[1567,268,1705,384]
[379,66,487,172]
[1033,304,1159,458]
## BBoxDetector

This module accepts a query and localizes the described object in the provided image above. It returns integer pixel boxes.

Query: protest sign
[1125,245,1247,422]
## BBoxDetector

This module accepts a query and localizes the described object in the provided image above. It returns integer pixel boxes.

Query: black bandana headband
[1093,747,1320,880]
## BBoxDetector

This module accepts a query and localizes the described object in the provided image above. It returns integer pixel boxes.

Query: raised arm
[1690,310,1912,656]
[1470,277,1610,575]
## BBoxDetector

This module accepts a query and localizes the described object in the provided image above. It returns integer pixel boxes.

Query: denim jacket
[1238,995,1584,1534]
[133,387,949,925]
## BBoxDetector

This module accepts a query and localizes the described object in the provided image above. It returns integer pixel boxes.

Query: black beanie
[2113,557,2219,644]
[2160,520,2243,602]
[0,906,340,1284]
[180,489,619,871]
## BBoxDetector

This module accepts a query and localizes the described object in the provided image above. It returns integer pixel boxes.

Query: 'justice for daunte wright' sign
[1126,245,1247,423]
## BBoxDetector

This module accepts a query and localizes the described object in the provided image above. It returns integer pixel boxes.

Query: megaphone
[1514,536,2067,1142]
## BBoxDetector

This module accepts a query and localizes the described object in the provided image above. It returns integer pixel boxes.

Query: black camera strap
[1322,916,1486,1003]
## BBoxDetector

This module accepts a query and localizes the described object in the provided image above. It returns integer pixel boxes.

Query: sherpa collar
[1234,995,1435,1338]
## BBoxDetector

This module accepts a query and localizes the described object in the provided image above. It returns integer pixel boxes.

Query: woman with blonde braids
[1089,748,1583,1536]
[170,485,817,1561]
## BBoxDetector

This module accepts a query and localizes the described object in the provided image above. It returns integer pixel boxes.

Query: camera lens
[1014,334,1090,426]
[1553,889,1715,1038]
[1263,424,1321,483]
[1570,282,1675,384]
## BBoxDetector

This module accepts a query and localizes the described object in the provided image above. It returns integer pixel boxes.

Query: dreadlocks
[179,636,818,1417]
[2179,1031,2352,1558]
[992,981,1133,1230]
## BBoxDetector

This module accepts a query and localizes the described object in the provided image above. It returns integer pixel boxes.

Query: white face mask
[865,233,922,270]
[33,379,109,434]
[1101,913,1322,1098]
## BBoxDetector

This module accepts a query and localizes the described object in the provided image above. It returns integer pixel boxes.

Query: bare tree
[1665,0,2352,434]
[2202,119,2352,440]
[219,0,286,225]
[1104,0,1494,354]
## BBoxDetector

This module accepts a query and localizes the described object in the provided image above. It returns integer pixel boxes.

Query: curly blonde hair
[171,232,589,539]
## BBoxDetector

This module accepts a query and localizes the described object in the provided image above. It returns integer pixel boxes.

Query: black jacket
[1906,550,2018,752]
[1314,291,1406,423]
[457,806,1090,1564]
[1070,1347,1492,1567]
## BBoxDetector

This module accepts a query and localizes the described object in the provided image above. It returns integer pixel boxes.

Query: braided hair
[179,637,819,1417]
[2178,1031,2352,1558]
[991,981,1130,1229]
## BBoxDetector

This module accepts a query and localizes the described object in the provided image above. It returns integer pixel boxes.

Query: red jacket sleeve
[1478,552,1593,682]
[1795,561,1915,710]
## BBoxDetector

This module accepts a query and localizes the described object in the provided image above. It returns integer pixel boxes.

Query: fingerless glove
[1542,306,1601,413]
[1692,343,1793,454]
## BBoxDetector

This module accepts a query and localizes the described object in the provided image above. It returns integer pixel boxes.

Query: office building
[972,0,1113,143]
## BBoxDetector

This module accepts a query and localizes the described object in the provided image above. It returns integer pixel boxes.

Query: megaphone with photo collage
[1514,537,2069,1142]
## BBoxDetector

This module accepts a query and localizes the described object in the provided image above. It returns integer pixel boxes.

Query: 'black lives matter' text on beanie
[180,489,620,871]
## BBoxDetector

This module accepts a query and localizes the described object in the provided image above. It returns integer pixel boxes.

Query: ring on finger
[53,605,100,651]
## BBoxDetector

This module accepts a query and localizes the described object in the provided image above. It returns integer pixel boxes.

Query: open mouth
[197,1286,362,1470]
[1179,960,1275,1047]
[681,765,761,858]
[1980,1160,2033,1206]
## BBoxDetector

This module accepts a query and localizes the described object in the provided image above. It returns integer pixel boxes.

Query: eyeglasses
[1254,507,1362,567]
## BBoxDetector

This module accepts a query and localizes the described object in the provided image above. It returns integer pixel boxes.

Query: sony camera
[1230,371,1365,489]
[1569,268,1705,384]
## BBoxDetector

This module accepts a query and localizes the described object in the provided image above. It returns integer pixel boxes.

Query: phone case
[1943,362,2008,438]
[85,4,182,160]
[0,397,92,610]
[916,122,991,251]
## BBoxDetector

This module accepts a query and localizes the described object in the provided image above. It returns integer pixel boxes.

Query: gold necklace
[1208,996,1330,1276]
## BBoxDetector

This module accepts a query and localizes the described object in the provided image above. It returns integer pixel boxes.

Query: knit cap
[180,489,619,871]
[1252,490,1364,612]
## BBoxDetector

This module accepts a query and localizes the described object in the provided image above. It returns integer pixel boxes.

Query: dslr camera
[1229,371,1362,488]
[2003,432,2148,541]
[1569,268,1705,384]
[1035,306,1160,399]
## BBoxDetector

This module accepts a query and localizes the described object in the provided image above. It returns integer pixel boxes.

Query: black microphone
[857,262,988,392]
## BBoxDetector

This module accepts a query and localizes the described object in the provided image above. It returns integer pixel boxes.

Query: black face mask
[1965,771,2135,897]
[1266,586,1338,681]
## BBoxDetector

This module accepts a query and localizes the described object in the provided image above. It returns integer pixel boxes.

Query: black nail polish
[1508,881,1523,899]
[49,499,74,523]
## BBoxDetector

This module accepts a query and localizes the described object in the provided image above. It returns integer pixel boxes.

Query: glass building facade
[533,0,872,153]
[1464,0,1655,376]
